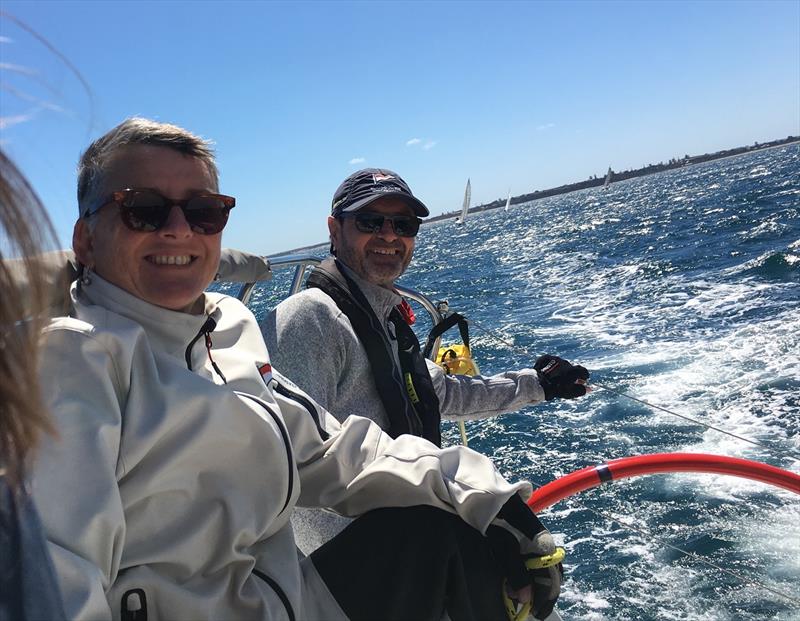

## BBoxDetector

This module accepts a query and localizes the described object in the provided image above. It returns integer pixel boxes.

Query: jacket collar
[73,274,221,358]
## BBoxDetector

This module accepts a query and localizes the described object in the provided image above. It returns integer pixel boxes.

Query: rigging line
[592,383,800,463]
[466,318,800,464]
[527,477,800,607]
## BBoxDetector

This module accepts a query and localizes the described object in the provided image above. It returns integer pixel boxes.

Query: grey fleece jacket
[261,261,548,432]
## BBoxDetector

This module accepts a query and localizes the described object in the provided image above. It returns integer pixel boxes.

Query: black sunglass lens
[392,217,419,237]
[187,195,230,210]
[185,196,231,234]
[184,207,229,235]
[352,213,419,237]
[121,192,170,232]
[354,214,385,233]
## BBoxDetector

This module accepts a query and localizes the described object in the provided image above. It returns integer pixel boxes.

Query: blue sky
[2,0,798,253]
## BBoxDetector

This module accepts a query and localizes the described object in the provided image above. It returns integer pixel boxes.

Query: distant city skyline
[2,0,798,253]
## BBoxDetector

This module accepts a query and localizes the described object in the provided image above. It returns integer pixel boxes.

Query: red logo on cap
[373,173,395,183]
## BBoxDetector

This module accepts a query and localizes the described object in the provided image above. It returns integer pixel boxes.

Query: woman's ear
[72,218,94,269]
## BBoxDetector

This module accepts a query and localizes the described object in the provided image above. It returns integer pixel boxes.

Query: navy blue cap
[331,168,429,217]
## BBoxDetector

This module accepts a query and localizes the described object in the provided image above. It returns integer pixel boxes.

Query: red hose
[528,453,800,513]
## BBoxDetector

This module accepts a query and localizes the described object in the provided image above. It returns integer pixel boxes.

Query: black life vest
[306,258,442,446]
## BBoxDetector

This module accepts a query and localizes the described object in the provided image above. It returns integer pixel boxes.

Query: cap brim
[337,192,429,217]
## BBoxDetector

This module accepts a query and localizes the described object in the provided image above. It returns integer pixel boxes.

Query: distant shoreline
[278,135,799,255]
[425,135,800,224]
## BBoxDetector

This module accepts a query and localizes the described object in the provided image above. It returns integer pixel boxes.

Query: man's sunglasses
[342,212,421,238]
[85,188,235,235]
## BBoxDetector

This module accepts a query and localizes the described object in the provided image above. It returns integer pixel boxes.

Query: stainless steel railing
[230,254,446,360]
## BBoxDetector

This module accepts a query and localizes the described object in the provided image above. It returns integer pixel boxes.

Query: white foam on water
[539,277,800,618]
[747,165,772,178]
[737,218,788,241]
[563,518,742,621]
[558,590,611,620]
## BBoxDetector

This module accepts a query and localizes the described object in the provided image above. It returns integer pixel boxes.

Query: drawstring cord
[185,316,227,384]
[204,331,227,384]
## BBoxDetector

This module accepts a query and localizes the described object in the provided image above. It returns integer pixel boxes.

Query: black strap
[422,312,470,360]
[390,309,442,446]
[306,258,441,445]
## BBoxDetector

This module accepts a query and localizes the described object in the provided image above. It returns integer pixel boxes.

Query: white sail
[456,178,471,224]
[504,188,511,211]
[603,166,613,189]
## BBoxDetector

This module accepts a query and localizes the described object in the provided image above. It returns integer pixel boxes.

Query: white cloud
[0,110,39,130]
[407,137,437,150]
[536,123,555,131]
[0,36,13,44]
[349,157,366,165]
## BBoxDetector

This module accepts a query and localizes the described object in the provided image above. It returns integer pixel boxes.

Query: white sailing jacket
[30,275,530,621]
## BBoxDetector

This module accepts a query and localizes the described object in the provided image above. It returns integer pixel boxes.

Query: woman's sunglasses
[342,212,422,238]
[85,188,235,235]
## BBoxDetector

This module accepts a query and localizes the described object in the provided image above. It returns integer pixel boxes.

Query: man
[262,168,590,446]
[262,169,589,567]
[29,120,562,621]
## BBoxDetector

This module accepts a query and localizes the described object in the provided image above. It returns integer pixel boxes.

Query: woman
[0,149,67,620]
[31,117,561,621]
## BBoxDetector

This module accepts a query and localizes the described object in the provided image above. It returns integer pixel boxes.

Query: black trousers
[310,506,507,621]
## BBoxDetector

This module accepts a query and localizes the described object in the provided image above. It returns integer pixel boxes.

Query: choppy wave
[733,251,800,280]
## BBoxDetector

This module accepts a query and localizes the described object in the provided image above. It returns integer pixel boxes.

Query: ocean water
[237,145,800,620]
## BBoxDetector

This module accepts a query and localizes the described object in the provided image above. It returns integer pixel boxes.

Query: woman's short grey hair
[76,117,219,218]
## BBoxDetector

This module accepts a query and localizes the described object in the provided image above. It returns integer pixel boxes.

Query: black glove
[534,354,590,400]
[486,526,564,621]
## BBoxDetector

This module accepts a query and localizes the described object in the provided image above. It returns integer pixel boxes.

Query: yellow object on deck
[436,343,480,446]
[437,343,480,377]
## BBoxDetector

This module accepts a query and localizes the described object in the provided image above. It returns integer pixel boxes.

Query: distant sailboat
[455,178,471,225]
[603,166,613,189]
[504,188,511,211]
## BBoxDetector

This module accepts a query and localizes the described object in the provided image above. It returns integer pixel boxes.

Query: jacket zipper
[252,569,296,621]
[184,316,227,383]
[237,393,294,514]
[272,381,330,441]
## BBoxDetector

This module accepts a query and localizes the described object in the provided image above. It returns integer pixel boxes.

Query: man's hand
[534,354,590,400]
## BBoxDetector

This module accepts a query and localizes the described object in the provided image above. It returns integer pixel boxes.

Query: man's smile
[370,248,400,256]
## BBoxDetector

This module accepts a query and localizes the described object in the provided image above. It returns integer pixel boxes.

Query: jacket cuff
[496,492,546,539]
